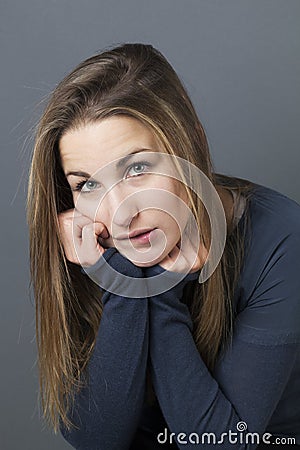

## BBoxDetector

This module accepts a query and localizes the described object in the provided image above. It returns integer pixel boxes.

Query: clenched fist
[58,209,109,267]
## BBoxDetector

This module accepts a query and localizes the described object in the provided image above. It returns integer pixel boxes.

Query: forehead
[59,116,163,173]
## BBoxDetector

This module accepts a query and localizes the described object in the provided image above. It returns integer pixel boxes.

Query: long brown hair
[27,43,255,432]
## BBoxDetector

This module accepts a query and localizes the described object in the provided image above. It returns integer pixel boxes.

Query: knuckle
[58,214,74,229]
[82,223,95,237]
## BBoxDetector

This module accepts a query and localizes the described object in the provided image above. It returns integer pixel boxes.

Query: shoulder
[234,182,300,342]
[240,182,300,264]
[245,182,300,237]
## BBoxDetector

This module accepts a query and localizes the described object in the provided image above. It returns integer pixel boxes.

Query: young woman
[27,43,300,449]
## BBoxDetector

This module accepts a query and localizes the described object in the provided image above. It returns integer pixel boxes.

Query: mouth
[115,228,157,244]
[129,229,157,244]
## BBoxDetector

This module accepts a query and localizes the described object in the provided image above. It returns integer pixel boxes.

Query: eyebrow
[66,148,153,178]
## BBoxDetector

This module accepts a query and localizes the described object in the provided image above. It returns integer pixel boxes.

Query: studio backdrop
[1,1,299,449]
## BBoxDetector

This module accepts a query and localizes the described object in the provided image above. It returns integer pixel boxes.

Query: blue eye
[72,160,151,193]
[73,179,100,193]
[126,161,149,178]
[82,180,99,192]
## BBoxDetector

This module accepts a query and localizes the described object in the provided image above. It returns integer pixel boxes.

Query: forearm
[149,292,237,437]
[61,294,149,450]
[146,268,298,449]
[60,248,149,450]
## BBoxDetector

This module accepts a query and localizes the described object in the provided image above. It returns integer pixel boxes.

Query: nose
[97,182,139,231]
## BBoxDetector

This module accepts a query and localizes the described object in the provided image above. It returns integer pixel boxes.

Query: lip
[115,228,156,240]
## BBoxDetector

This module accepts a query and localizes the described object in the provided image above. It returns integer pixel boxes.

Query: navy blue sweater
[60,183,300,449]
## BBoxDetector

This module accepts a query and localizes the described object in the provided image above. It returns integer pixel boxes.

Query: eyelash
[125,160,150,178]
[73,179,97,193]
[72,160,151,193]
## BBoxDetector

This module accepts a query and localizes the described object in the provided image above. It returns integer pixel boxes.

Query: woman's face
[59,116,191,267]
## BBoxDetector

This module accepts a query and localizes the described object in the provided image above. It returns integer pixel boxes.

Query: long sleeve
[60,247,149,450]
[144,229,300,449]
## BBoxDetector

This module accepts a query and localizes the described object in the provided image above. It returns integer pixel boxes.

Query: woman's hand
[57,208,109,267]
[158,236,208,274]
[143,235,208,305]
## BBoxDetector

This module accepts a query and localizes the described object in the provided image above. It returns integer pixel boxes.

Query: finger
[80,222,110,264]
[79,223,101,260]
[57,211,95,263]
[171,236,201,273]
[181,236,199,265]
[162,245,187,273]
[58,211,92,238]
[72,215,96,240]
[94,221,110,239]
[81,222,109,252]
[168,242,181,260]
[183,235,208,271]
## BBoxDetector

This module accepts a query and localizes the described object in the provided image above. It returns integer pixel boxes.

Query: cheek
[73,195,110,226]
[158,178,189,207]
[154,184,191,248]
[155,212,181,249]
[73,195,93,217]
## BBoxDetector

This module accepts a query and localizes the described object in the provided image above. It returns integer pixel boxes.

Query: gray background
[1,1,299,449]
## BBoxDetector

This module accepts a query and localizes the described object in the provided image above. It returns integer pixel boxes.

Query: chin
[131,260,158,268]
[126,253,166,268]
[111,238,176,267]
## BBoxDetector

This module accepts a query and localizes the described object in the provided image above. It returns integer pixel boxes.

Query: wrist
[144,264,200,299]
[81,248,145,299]
[81,247,117,275]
